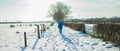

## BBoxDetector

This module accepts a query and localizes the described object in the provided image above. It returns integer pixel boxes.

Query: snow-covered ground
[85,24,96,34]
[0,23,119,51]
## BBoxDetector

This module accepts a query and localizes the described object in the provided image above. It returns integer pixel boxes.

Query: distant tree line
[64,16,120,23]
[84,16,120,24]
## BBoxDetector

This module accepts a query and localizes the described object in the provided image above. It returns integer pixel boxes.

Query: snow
[85,24,96,34]
[0,23,119,51]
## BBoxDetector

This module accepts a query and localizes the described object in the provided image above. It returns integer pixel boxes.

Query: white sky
[0,0,120,22]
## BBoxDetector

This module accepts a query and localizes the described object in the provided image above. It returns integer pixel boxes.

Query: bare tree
[48,2,71,22]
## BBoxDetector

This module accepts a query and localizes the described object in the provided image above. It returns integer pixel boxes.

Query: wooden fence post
[37,25,40,39]
[43,24,45,31]
[24,32,27,47]
[41,24,42,36]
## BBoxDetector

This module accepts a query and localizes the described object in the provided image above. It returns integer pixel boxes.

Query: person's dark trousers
[59,30,62,34]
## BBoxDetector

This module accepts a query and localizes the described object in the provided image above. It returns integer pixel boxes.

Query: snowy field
[0,23,119,51]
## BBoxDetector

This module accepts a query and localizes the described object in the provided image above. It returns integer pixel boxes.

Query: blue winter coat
[58,21,63,30]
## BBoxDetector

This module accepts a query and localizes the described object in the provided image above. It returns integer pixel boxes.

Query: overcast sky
[0,0,120,22]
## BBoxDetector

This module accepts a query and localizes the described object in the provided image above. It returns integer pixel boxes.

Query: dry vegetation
[64,23,120,46]
[63,23,86,33]
[95,24,120,46]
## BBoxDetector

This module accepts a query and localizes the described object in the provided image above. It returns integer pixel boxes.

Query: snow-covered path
[0,24,119,51]
[23,24,119,51]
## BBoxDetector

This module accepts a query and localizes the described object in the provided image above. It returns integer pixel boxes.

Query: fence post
[41,24,42,36]
[37,25,40,39]
[24,32,27,47]
[43,24,45,31]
